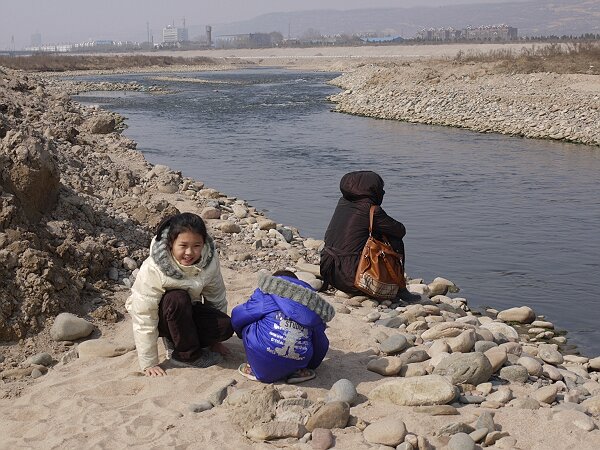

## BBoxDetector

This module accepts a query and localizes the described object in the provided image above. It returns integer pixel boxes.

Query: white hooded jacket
[125,232,226,370]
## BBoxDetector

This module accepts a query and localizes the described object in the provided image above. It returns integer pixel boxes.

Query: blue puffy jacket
[231,275,333,383]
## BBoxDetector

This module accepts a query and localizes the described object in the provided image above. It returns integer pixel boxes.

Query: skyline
[1,0,527,49]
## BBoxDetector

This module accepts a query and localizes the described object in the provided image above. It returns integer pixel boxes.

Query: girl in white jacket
[126,213,232,376]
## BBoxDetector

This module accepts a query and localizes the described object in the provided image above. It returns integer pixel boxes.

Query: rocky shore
[328,61,600,147]
[1,65,600,449]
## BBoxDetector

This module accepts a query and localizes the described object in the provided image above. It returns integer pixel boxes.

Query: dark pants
[157,289,233,362]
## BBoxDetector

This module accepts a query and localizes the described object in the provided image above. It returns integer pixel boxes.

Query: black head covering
[339,170,385,205]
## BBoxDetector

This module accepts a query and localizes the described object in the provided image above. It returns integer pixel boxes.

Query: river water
[73,68,600,357]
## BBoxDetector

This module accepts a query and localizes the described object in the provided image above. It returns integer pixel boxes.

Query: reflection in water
[73,68,600,356]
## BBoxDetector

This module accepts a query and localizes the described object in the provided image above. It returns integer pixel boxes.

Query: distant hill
[191,0,599,39]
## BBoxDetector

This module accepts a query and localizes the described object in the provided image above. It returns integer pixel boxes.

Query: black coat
[320,171,406,295]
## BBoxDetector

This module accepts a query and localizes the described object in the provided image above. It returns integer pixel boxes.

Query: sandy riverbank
[1,56,600,449]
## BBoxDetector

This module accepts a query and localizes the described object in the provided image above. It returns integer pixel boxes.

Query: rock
[542,364,563,381]
[428,340,451,357]
[221,222,241,234]
[77,340,134,358]
[484,431,510,446]
[589,356,600,371]
[31,368,45,379]
[25,352,53,367]
[511,397,540,409]
[486,388,513,405]
[480,322,519,343]
[375,317,406,329]
[497,306,535,324]
[380,334,409,355]
[554,410,596,432]
[517,356,543,376]
[414,405,459,415]
[433,352,493,385]
[438,422,476,436]
[296,261,321,277]
[448,432,475,450]
[367,357,403,376]
[303,239,325,250]
[538,344,564,365]
[475,411,496,433]
[484,347,507,373]
[469,428,489,443]
[311,428,334,449]
[257,218,277,230]
[325,379,357,405]
[86,115,116,134]
[247,421,307,441]
[499,365,529,383]
[447,330,476,353]
[200,207,221,219]
[305,401,350,431]
[363,417,407,446]
[581,395,600,415]
[474,341,497,353]
[50,313,94,341]
[532,384,558,404]
[421,322,472,340]
[368,375,457,406]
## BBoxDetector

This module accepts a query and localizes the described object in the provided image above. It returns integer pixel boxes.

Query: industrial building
[162,25,188,43]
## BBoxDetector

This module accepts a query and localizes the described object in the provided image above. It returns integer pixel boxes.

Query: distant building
[162,25,188,43]
[417,24,517,42]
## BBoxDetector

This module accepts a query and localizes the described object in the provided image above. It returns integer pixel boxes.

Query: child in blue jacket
[232,270,335,383]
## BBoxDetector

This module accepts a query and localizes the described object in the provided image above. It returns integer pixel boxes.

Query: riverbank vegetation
[453,41,600,74]
[0,54,217,72]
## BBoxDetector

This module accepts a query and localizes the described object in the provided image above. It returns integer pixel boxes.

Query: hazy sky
[1,0,522,49]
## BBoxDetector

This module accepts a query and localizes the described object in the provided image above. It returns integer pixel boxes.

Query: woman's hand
[144,365,167,377]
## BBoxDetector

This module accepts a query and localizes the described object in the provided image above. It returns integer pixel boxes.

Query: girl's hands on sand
[210,342,231,357]
[144,365,167,377]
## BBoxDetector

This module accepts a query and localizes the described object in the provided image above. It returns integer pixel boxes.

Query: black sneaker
[170,349,223,369]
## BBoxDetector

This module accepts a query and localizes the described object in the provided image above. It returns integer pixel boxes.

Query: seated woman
[320,170,420,302]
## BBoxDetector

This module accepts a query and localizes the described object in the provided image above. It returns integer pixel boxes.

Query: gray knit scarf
[151,226,216,280]
[258,273,335,323]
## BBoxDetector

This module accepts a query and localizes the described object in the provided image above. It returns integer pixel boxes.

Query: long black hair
[155,213,208,249]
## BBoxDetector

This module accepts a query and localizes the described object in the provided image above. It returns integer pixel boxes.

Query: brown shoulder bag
[354,205,406,300]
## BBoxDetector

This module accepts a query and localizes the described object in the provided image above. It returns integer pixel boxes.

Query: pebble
[500,365,529,383]
[25,353,53,367]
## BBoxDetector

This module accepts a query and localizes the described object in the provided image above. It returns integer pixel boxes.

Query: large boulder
[368,375,457,406]
[433,352,493,385]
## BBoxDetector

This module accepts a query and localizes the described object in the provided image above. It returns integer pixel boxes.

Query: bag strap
[368,205,377,236]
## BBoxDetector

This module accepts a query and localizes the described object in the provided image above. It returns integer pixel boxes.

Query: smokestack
[206,25,212,47]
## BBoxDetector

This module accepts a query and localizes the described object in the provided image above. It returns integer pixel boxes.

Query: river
[73,68,600,357]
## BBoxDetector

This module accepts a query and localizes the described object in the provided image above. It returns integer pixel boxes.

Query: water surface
[73,68,600,356]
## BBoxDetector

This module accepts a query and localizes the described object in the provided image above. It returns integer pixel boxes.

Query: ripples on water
[74,68,600,356]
